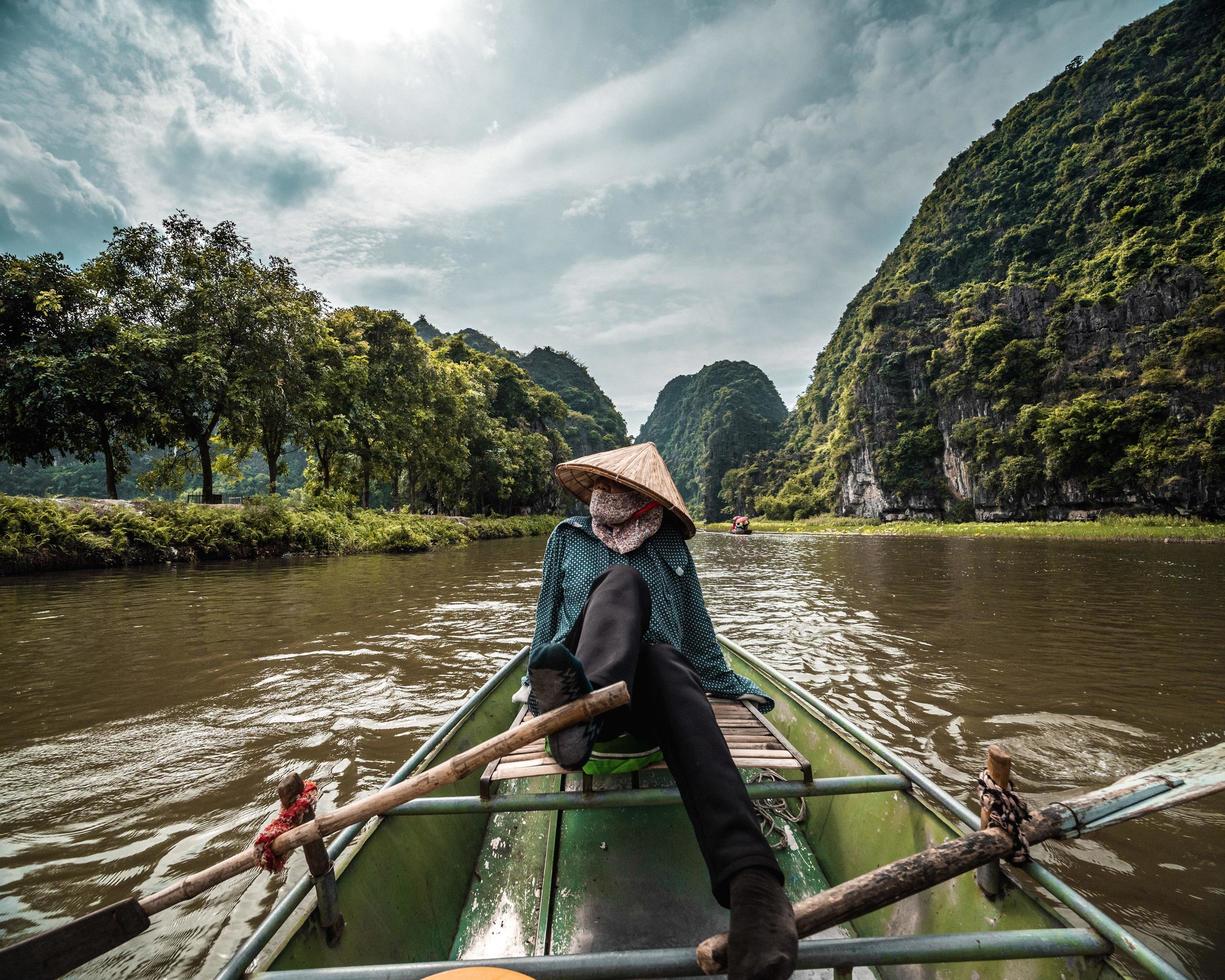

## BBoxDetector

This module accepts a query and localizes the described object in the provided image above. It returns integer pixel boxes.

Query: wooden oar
[2,681,629,980]
[697,741,1225,974]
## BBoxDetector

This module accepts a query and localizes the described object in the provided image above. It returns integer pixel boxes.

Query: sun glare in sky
[257,0,465,47]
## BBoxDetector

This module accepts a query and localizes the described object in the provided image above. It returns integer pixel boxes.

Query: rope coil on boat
[747,769,806,850]
[977,768,1032,864]
[253,779,318,872]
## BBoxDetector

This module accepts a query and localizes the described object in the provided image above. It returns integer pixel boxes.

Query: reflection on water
[701,532,1225,977]
[1,533,1222,976]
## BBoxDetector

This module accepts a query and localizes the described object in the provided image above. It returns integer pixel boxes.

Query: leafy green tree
[220,259,324,494]
[0,253,159,497]
[433,336,570,513]
[325,307,433,507]
[90,213,273,502]
[405,351,476,511]
[296,314,355,493]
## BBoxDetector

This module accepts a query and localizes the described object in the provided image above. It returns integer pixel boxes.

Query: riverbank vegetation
[0,495,559,575]
[702,514,1225,542]
[0,214,597,513]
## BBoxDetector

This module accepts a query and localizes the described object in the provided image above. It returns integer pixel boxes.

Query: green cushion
[581,731,663,776]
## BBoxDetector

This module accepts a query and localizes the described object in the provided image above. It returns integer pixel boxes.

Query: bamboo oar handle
[695,807,1064,974]
[697,739,1225,972]
[140,681,628,916]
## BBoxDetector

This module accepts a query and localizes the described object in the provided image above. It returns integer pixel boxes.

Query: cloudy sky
[0,0,1160,432]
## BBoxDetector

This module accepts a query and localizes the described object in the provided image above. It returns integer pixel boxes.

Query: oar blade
[1086,741,1225,832]
[0,897,150,980]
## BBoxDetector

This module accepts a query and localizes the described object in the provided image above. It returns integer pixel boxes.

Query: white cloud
[323,258,460,307]
[0,120,126,239]
[0,0,1164,434]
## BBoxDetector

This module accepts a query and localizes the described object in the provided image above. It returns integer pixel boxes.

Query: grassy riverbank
[702,514,1225,542]
[0,495,561,575]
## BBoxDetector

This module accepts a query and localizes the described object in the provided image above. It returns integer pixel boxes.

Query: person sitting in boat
[731,515,751,534]
[524,442,797,980]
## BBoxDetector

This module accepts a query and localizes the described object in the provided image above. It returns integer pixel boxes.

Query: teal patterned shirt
[530,515,772,708]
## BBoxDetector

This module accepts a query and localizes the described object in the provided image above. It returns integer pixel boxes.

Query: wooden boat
[220,636,1175,980]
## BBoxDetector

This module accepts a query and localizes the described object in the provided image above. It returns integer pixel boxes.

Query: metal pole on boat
[278,774,345,947]
[975,745,1010,899]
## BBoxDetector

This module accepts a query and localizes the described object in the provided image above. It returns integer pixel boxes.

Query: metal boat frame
[218,637,1186,980]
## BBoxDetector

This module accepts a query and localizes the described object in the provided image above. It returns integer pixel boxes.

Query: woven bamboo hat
[555,442,696,539]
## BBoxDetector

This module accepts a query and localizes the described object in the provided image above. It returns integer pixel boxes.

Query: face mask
[589,486,664,554]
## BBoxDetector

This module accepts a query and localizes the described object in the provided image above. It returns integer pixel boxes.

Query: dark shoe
[528,642,597,770]
[727,868,797,980]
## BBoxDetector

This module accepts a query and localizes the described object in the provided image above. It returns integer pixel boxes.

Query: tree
[296,319,351,493]
[221,259,324,494]
[326,307,433,507]
[410,352,481,512]
[0,252,159,497]
[433,336,570,513]
[91,213,269,502]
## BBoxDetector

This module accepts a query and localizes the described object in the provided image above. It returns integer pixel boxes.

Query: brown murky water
[1,533,1222,977]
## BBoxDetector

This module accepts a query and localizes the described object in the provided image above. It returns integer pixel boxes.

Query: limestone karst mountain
[758,0,1225,520]
[637,360,787,520]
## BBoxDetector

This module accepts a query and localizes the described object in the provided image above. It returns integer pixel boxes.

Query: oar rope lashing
[254,779,319,872]
[748,768,807,850]
[976,767,1032,864]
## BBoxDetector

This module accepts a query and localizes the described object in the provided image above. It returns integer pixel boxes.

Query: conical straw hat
[555,442,696,539]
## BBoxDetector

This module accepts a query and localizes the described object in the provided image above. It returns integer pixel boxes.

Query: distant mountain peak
[638,359,787,520]
[415,319,628,454]
[411,315,441,341]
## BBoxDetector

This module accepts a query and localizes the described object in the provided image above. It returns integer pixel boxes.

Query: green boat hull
[255,642,1122,978]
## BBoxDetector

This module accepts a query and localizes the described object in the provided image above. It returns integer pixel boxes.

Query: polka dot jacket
[530,514,773,709]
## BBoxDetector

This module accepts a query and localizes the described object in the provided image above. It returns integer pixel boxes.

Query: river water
[1,532,1222,977]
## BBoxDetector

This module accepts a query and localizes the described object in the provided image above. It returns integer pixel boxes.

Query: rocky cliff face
[831,268,1221,519]
[761,0,1225,521]
[639,360,787,520]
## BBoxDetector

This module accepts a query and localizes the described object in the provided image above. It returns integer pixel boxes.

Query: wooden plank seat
[480,696,813,799]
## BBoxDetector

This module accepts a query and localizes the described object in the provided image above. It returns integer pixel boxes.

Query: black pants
[564,564,783,907]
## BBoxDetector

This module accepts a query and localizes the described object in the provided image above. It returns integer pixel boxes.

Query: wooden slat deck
[480,697,813,797]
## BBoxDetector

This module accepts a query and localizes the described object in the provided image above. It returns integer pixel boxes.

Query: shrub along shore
[0,495,561,575]
[702,515,1225,542]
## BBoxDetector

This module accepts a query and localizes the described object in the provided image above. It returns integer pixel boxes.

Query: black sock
[727,867,798,980]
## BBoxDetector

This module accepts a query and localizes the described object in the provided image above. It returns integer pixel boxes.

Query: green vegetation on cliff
[0,494,559,575]
[763,0,1225,520]
[411,323,629,457]
[638,360,787,520]
[516,347,629,456]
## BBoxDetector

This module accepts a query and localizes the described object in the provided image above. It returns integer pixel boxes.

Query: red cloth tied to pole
[253,779,318,872]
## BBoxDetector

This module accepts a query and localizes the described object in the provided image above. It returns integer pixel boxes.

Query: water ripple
[0,535,1221,976]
